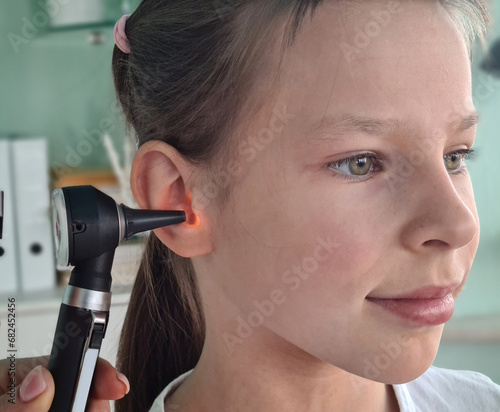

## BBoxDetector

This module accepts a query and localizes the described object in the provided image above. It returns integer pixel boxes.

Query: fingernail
[20,366,47,403]
[116,371,130,394]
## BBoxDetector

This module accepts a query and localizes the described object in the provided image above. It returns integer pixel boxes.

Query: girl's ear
[130,140,213,257]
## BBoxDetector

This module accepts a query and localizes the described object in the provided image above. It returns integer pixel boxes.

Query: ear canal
[183,192,201,227]
[185,211,201,227]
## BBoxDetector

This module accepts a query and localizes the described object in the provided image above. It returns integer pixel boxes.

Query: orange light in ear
[185,192,201,227]
[188,212,201,227]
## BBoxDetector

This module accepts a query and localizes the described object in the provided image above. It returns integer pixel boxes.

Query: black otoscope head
[52,185,186,291]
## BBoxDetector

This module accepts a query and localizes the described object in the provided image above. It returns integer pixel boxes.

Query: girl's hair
[112,1,490,411]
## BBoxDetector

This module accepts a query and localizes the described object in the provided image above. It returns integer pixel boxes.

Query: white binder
[11,138,55,292]
[0,139,19,293]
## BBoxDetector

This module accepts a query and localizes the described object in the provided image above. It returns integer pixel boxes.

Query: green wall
[0,0,141,175]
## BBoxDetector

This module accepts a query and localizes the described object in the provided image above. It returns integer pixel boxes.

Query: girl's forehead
[266,1,473,141]
[275,0,466,79]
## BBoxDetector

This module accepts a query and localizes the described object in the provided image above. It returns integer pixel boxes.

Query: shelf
[30,26,114,48]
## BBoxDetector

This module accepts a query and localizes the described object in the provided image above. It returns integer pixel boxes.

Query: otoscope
[48,185,186,411]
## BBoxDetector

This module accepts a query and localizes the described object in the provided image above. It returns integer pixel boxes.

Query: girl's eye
[444,148,475,173]
[327,153,383,181]
[326,148,475,182]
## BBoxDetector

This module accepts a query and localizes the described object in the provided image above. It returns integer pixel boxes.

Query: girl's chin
[357,355,437,385]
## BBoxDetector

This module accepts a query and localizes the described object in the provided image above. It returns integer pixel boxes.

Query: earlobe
[130,140,213,257]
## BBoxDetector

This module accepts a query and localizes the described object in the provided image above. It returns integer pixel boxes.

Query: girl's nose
[399,165,479,253]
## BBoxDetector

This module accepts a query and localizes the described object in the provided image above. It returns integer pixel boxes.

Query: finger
[85,398,111,412]
[0,366,55,411]
[89,358,130,401]
[0,356,50,394]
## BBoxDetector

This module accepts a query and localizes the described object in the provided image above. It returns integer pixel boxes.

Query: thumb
[0,366,55,411]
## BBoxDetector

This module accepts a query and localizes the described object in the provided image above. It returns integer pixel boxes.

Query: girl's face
[196,0,480,383]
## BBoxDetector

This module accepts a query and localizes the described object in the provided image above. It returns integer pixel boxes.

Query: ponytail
[115,233,205,412]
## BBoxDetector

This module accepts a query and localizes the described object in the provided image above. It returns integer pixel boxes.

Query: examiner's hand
[0,355,130,411]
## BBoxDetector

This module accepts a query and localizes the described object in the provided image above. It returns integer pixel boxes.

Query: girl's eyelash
[448,148,475,162]
[326,148,476,182]
[447,148,475,176]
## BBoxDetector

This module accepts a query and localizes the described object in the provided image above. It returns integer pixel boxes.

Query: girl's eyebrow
[306,111,480,142]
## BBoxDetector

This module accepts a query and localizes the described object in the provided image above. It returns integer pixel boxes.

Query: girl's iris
[347,156,372,176]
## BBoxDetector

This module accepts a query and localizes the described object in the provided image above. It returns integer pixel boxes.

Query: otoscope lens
[52,189,70,269]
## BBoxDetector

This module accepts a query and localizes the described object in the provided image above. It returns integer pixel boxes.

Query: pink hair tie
[114,14,131,54]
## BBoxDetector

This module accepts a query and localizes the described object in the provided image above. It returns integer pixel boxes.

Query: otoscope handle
[48,287,110,411]
[47,185,186,410]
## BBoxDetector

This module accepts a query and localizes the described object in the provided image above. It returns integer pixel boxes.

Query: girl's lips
[366,293,455,327]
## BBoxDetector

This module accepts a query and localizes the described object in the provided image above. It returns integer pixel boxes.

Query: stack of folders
[0,137,55,294]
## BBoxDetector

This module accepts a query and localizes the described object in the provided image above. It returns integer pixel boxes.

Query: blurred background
[0,0,499,393]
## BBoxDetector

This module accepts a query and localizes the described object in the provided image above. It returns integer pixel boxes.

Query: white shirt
[149,365,500,411]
